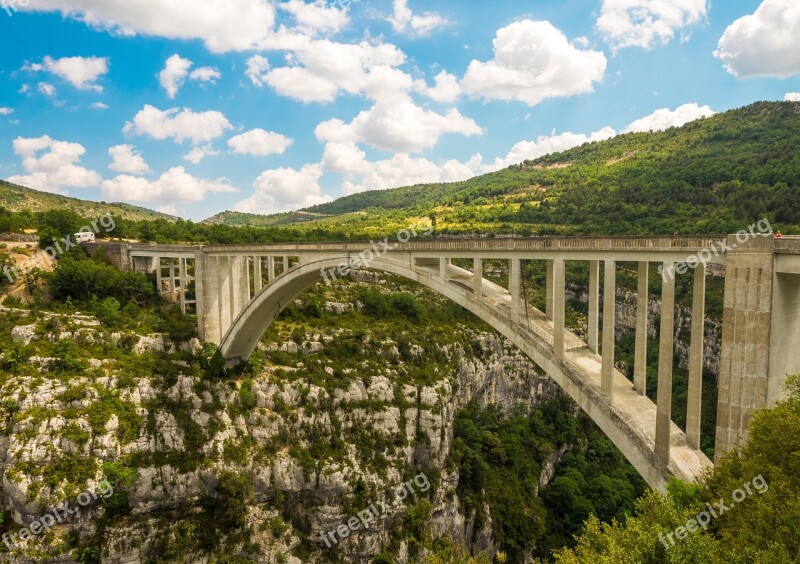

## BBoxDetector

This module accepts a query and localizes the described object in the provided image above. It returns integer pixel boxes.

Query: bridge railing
[775,237,800,254]
[200,236,725,254]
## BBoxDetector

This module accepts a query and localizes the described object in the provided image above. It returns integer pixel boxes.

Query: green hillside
[0,180,175,223]
[207,101,800,237]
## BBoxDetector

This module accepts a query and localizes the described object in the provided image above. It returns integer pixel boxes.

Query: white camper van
[74,232,96,243]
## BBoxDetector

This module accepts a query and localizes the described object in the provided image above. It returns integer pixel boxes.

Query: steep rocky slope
[0,275,566,563]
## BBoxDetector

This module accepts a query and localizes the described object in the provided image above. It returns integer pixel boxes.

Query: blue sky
[0,0,798,220]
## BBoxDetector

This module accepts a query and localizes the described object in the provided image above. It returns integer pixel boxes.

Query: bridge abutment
[715,235,800,460]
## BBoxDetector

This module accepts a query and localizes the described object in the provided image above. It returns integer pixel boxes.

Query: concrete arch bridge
[90,235,800,489]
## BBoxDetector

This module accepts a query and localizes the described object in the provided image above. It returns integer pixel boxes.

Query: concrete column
[155,257,163,297]
[686,263,706,450]
[283,256,289,274]
[546,260,555,320]
[553,259,566,358]
[509,258,521,326]
[716,235,775,459]
[254,257,263,294]
[196,253,217,343]
[178,258,187,313]
[231,257,245,320]
[656,261,676,463]
[770,269,800,404]
[634,261,649,395]
[588,260,599,353]
[243,257,251,303]
[169,258,177,301]
[440,258,448,280]
[268,256,275,283]
[218,257,232,337]
[473,258,483,297]
[601,260,616,400]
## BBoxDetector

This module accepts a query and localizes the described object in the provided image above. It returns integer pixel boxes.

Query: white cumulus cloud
[0,108,13,115]
[16,0,278,53]
[90,102,109,110]
[38,82,57,97]
[189,66,221,83]
[461,20,607,106]
[228,129,294,157]
[24,55,109,92]
[102,166,237,203]
[8,135,102,193]
[108,144,151,174]
[714,0,800,78]
[260,38,410,103]
[159,54,192,99]
[124,105,232,145]
[389,0,449,36]
[233,164,332,214]
[280,0,350,35]
[597,0,708,51]
[159,54,221,98]
[245,55,270,87]
[623,103,715,133]
[416,71,461,103]
[182,146,220,165]
[786,93,800,102]
[315,97,482,154]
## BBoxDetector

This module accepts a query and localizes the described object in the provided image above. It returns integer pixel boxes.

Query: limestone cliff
[0,297,560,563]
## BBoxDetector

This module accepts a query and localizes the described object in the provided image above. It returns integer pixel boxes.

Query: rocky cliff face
[0,301,560,563]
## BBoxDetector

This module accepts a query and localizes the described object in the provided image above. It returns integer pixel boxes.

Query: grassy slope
[207,101,800,237]
[0,180,174,222]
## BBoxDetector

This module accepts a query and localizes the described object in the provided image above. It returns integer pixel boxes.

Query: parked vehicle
[74,232,96,243]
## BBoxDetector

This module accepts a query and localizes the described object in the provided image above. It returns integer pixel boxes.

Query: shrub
[391,292,425,320]
[239,379,257,411]
[303,296,325,318]
[360,288,389,318]
[95,297,121,326]
[210,471,253,530]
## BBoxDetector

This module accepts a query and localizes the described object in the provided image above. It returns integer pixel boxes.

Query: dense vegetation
[551,375,800,563]
[451,401,647,562]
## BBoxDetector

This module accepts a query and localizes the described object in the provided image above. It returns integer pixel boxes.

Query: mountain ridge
[204,101,800,237]
[0,180,176,222]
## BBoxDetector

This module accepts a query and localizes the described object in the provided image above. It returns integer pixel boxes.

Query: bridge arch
[219,255,702,489]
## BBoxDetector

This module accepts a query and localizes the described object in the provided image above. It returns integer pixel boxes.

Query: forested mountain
[209,101,800,238]
[0,180,175,223]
